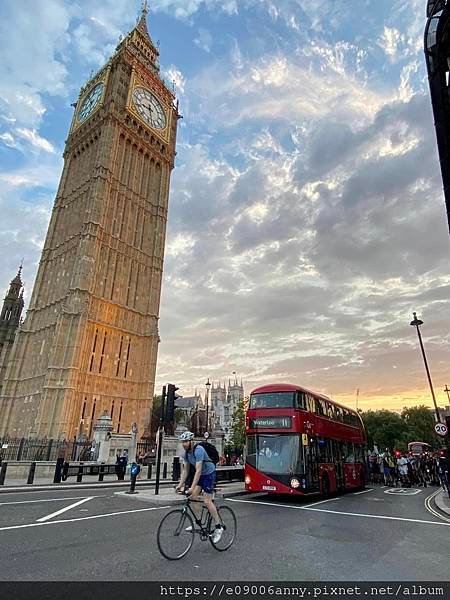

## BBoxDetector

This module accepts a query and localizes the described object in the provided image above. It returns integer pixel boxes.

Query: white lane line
[0,505,170,532]
[37,497,94,522]
[302,497,341,508]
[0,495,106,506]
[227,497,450,527]
[353,489,374,495]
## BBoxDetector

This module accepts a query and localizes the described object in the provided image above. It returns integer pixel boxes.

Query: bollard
[98,463,105,482]
[77,462,84,483]
[162,462,167,479]
[172,457,181,482]
[147,464,152,480]
[0,461,7,485]
[126,463,140,494]
[27,461,37,485]
[62,461,69,481]
[17,437,26,461]
[53,457,64,484]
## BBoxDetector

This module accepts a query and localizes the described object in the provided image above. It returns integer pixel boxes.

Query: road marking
[384,488,422,496]
[353,489,374,495]
[0,505,170,532]
[302,497,340,508]
[424,489,450,523]
[37,497,94,522]
[227,497,450,527]
[0,495,106,507]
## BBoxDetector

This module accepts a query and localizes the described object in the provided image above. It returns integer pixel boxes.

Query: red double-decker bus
[245,383,366,496]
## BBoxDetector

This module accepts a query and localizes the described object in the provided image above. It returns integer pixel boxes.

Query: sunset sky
[0,0,448,413]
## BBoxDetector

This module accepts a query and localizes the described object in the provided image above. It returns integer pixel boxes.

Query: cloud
[194,28,213,53]
[0,0,448,413]
[15,128,55,153]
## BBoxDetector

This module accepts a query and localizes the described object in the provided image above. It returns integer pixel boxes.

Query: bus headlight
[290,477,300,489]
[245,475,251,485]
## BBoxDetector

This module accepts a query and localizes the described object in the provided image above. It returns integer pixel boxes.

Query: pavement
[1,483,450,580]
[114,481,250,505]
[434,487,450,515]
[0,477,173,493]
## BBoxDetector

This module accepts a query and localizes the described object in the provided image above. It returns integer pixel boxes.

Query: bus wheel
[321,474,330,498]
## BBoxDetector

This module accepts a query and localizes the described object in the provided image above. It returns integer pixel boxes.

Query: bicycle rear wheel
[157,509,195,560]
[209,505,237,551]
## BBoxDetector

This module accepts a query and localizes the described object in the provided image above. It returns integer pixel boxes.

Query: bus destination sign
[249,416,292,429]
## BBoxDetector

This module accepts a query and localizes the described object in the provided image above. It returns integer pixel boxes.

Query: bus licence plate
[262,485,276,491]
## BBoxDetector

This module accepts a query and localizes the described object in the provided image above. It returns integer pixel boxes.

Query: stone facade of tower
[211,379,244,439]
[0,269,24,396]
[0,9,178,440]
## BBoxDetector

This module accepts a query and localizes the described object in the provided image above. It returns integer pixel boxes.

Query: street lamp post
[445,385,450,404]
[410,312,441,423]
[205,378,211,434]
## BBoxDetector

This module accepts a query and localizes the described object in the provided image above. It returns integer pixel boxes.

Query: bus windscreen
[249,392,296,409]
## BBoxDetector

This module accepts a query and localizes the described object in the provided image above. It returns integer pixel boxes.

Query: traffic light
[165,383,180,424]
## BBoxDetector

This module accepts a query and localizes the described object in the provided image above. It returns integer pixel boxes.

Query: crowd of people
[367,448,450,494]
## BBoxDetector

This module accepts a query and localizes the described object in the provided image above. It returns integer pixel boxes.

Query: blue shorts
[198,472,216,494]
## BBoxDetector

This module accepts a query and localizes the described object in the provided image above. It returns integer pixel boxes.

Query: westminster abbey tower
[0,5,179,439]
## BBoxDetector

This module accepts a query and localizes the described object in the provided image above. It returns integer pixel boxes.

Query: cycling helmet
[179,431,195,441]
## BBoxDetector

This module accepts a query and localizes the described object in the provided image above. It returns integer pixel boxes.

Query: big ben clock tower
[0,4,179,439]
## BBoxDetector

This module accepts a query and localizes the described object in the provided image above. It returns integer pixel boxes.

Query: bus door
[333,440,345,490]
[305,437,320,491]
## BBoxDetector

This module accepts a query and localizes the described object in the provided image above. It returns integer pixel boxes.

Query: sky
[0,0,449,413]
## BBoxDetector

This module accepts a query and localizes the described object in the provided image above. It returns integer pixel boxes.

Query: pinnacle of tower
[135,0,159,54]
[11,264,23,287]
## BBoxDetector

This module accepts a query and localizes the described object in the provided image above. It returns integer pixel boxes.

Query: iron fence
[0,436,93,462]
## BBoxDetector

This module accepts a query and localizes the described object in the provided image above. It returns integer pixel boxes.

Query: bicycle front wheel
[157,509,195,560]
[209,505,237,551]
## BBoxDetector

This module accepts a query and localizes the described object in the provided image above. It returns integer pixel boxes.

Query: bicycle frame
[179,496,213,540]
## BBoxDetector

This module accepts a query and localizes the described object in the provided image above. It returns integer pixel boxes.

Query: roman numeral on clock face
[132,87,167,130]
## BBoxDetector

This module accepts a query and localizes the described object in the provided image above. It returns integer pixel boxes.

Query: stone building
[211,378,244,440]
[0,268,24,396]
[0,6,179,439]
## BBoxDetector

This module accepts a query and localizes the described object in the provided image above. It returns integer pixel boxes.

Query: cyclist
[175,431,223,543]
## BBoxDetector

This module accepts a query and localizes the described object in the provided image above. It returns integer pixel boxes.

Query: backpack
[184,442,219,485]
[196,441,220,466]
[185,442,219,471]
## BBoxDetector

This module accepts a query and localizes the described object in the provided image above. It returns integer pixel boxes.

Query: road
[0,484,449,580]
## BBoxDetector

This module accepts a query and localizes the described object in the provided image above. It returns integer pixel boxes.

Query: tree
[401,405,437,448]
[230,399,246,454]
[360,410,408,451]
[149,395,183,438]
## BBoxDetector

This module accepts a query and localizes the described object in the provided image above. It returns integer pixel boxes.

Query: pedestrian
[397,453,409,487]
[115,451,127,481]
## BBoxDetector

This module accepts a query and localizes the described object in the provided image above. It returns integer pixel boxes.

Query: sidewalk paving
[434,488,450,516]
[0,477,172,493]
[114,482,255,505]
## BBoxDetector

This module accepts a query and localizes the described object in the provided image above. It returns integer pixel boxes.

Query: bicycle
[156,491,237,560]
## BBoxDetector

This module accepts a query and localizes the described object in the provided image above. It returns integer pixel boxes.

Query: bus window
[305,395,315,413]
[315,398,325,416]
[345,442,355,463]
[246,434,304,474]
[249,392,296,409]
[317,438,331,462]
[296,392,306,410]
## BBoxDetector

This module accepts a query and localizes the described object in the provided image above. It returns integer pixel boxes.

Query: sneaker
[185,525,193,532]
[211,525,223,543]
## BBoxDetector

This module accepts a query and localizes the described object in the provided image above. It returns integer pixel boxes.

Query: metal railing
[0,436,92,462]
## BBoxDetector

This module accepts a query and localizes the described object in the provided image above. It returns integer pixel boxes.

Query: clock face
[132,87,167,130]
[77,82,104,123]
